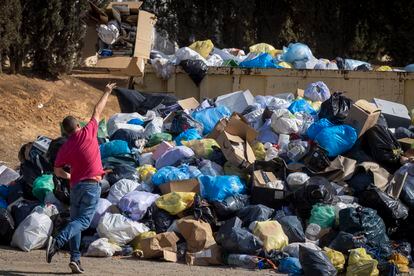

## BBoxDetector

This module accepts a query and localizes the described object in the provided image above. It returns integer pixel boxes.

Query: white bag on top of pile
[215,90,255,114]
[107,111,157,136]
[206,54,224,66]
[97,213,149,245]
[304,81,331,102]
[91,198,112,229]
[11,205,57,252]
[174,47,207,65]
[107,179,140,204]
[271,109,301,134]
[212,48,245,63]
[118,191,160,221]
[143,117,163,138]
[85,238,122,257]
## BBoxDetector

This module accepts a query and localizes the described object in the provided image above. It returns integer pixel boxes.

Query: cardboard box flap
[95,56,132,69]
[178,97,200,110]
[223,132,245,144]
[106,1,143,14]
[133,10,156,59]
[355,99,380,113]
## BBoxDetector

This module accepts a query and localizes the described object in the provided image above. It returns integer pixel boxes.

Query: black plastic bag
[11,200,39,227]
[236,204,274,227]
[105,165,139,185]
[191,194,217,226]
[114,87,177,115]
[303,145,331,173]
[299,246,337,276]
[142,204,175,234]
[290,176,336,219]
[53,176,70,205]
[361,125,402,173]
[328,231,366,254]
[216,217,263,254]
[212,194,250,220]
[169,111,204,136]
[20,160,42,189]
[102,155,138,169]
[46,137,67,167]
[347,165,374,193]
[277,215,305,243]
[180,59,208,86]
[110,129,143,149]
[318,92,352,124]
[359,187,408,228]
[0,208,15,245]
[339,207,392,259]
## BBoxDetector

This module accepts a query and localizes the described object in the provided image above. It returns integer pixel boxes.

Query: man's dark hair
[62,116,79,135]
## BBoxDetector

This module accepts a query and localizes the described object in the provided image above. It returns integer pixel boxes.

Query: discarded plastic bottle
[226,254,262,269]
[305,223,321,243]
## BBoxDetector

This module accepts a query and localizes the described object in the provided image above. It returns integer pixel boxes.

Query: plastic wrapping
[199,175,245,202]
[304,81,331,102]
[107,179,140,204]
[155,192,195,215]
[253,220,289,251]
[236,204,274,227]
[299,246,337,276]
[314,125,357,157]
[192,106,231,135]
[319,92,352,124]
[85,238,122,257]
[277,215,305,243]
[100,140,131,159]
[118,191,160,221]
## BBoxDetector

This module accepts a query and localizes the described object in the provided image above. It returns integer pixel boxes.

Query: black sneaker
[69,260,85,274]
[46,237,58,263]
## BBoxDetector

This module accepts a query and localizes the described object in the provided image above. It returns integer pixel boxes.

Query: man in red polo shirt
[46,83,116,274]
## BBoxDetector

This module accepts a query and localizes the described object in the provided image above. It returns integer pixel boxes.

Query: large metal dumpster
[133,67,414,109]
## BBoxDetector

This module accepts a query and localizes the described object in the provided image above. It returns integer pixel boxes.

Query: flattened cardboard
[138,232,179,262]
[159,179,200,194]
[185,244,222,266]
[178,97,200,111]
[176,218,216,253]
[345,99,381,137]
[133,11,155,58]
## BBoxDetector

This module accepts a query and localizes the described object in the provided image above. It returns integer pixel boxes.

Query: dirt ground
[0,74,125,169]
[0,246,274,276]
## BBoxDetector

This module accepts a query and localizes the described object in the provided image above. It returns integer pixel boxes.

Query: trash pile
[149,39,414,84]
[2,83,414,274]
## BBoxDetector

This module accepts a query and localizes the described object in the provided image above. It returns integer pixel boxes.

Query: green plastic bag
[309,204,335,229]
[146,133,172,147]
[33,174,54,202]
[60,118,107,138]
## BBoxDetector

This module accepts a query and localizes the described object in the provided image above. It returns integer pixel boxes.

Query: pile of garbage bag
[149,40,414,86]
[3,81,414,274]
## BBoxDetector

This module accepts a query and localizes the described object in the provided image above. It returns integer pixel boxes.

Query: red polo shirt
[55,118,105,188]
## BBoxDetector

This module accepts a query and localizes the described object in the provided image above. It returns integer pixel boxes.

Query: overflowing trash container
[3,79,414,275]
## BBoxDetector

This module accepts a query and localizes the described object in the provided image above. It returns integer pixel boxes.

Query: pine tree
[0,0,21,73]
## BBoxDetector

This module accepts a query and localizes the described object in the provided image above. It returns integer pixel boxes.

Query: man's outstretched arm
[92,82,117,122]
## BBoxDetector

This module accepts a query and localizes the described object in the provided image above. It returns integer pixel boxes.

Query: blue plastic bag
[280,43,314,63]
[0,198,7,209]
[127,118,144,125]
[0,185,9,200]
[306,118,334,140]
[178,164,203,178]
[278,257,303,275]
[239,53,282,68]
[198,175,245,201]
[174,128,202,146]
[100,140,131,159]
[151,166,189,186]
[405,64,414,72]
[304,81,331,102]
[288,99,317,115]
[314,125,357,157]
[192,106,231,135]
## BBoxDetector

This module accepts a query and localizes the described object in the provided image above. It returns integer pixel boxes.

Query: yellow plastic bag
[324,247,345,271]
[182,139,219,158]
[130,231,156,251]
[252,142,266,161]
[376,65,392,71]
[137,165,157,183]
[278,61,292,68]
[388,253,409,273]
[249,43,282,57]
[347,248,379,276]
[155,192,195,215]
[189,39,214,59]
[253,221,288,252]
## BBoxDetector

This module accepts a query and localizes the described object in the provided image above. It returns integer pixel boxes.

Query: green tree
[0,0,21,73]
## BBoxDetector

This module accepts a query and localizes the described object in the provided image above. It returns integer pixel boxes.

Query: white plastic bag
[271,109,301,134]
[206,54,224,66]
[107,111,157,136]
[107,179,140,204]
[286,172,310,191]
[144,117,163,138]
[97,213,149,245]
[85,238,122,257]
[151,58,175,80]
[11,207,54,252]
[91,198,112,229]
[174,47,207,64]
[118,191,159,221]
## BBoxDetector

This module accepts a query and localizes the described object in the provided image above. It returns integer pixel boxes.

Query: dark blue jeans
[55,181,101,262]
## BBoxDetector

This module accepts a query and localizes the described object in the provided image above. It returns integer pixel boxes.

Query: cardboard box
[95,2,156,76]
[373,98,411,128]
[398,138,414,151]
[138,232,179,262]
[177,97,200,111]
[209,113,258,168]
[159,179,200,194]
[185,245,222,266]
[345,99,381,137]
